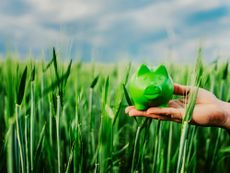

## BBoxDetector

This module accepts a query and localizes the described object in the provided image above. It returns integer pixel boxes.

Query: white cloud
[0,0,229,62]
[0,13,68,52]
[27,0,103,22]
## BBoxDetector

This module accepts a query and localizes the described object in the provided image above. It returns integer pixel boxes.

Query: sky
[0,0,230,63]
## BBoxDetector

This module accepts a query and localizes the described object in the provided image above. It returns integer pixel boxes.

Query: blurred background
[0,0,230,63]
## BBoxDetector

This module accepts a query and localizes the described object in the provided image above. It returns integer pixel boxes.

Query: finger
[133,113,182,123]
[126,106,182,120]
[127,108,184,123]
[125,106,135,114]
[129,108,148,116]
[127,106,177,121]
[147,107,184,119]
[174,83,190,96]
[129,111,170,120]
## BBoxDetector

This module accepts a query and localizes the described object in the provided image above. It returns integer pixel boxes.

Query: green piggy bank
[128,64,174,110]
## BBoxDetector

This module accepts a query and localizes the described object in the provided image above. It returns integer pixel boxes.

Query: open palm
[126,83,229,128]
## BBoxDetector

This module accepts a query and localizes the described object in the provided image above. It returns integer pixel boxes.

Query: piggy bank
[128,64,174,110]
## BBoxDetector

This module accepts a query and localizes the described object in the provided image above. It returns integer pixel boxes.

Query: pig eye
[153,75,165,83]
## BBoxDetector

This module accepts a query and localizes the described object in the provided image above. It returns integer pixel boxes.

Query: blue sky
[0,0,230,63]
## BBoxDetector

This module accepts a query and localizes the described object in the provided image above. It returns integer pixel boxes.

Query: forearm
[221,101,230,130]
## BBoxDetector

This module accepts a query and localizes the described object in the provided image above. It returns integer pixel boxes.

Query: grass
[0,49,230,173]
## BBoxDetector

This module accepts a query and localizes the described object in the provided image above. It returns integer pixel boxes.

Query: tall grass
[0,50,230,173]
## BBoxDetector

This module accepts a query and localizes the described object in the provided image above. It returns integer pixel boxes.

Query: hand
[125,83,230,130]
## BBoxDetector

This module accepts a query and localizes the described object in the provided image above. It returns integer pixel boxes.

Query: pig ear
[144,85,162,99]
[137,64,150,76]
[155,65,168,76]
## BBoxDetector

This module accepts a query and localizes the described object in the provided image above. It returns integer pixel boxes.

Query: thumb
[174,83,190,96]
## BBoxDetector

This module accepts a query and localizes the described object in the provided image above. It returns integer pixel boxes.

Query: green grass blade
[34,122,46,167]
[15,104,25,173]
[53,47,59,80]
[17,66,27,105]
[122,84,132,106]
[90,75,99,89]
[30,66,35,82]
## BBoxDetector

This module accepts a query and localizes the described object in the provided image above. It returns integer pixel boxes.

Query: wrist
[221,101,230,130]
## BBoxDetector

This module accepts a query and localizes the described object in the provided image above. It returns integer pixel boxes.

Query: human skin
[125,83,230,130]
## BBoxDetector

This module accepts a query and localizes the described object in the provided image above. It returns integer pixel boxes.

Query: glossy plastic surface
[129,64,174,110]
